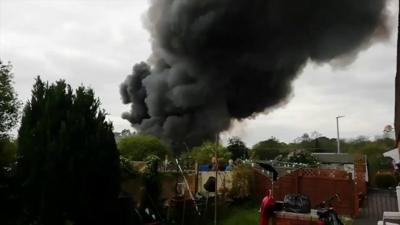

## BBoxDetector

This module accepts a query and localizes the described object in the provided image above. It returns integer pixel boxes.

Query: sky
[0,0,398,147]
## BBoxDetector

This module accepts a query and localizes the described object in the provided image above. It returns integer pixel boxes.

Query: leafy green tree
[345,137,395,186]
[17,77,120,225]
[190,142,231,164]
[0,61,21,225]
[227,137,249,160]
[118,134,170,161]
[251,137,287,160]
[311,136,337,153]
[0,61,20,140]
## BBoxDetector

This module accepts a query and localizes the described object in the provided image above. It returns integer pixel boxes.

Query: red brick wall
[275,217,318,225]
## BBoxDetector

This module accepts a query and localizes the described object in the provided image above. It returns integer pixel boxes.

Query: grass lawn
[214,203,260,225]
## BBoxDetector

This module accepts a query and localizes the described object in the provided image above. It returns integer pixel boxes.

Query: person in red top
[260,189,275,225]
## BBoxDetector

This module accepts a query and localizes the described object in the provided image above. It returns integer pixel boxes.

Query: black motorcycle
[316,194,344,225]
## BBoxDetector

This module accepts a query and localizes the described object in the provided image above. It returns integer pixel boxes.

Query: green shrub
[120,156,139,178]
[229,164,254,200]
[375,171,397,189]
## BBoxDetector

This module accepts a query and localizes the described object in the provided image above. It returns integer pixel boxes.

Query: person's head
[228,159,233,166]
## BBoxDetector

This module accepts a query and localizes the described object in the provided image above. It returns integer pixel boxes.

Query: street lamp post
[336,116,344,154]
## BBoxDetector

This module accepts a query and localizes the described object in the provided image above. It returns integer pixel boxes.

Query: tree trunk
[396,2,400,147]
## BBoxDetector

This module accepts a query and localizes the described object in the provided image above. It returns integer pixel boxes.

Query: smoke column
[120,0,388,149]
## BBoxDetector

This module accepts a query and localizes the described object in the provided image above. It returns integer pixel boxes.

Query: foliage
[284,149,319,166]
[190,142,231,164]
[346,137,395,185]
[346,140,389,156]
[291,132,338,153]
[17,77,120,225]
[0,61,21,140]
[375,172,397,189]
[0,165,21,225]
[0,138,17,167]
[141,154,162,210]
[118,134,169,161]
[120,156,139,178]
[229,164,254,200]
[251,137,287,160]
[227,137,249,160]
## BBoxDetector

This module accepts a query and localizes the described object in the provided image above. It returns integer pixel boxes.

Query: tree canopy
[251,137,287,160]
[190,142,231,164]
[227,137,249,160]
[284,149,319,166]
[17,77,120,225]
[118,134,170,161]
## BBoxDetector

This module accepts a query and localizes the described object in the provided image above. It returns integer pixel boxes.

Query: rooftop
[311,153,355,164]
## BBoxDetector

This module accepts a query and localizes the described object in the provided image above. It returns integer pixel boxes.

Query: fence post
[354,180,359,218]
[396,186,400,212]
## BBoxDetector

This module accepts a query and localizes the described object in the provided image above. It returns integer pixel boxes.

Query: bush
[120,156,140,178]
[375,172,397,189]
[229,164,254,200]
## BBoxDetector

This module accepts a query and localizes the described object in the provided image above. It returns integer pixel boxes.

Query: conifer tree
[18,77,120,225]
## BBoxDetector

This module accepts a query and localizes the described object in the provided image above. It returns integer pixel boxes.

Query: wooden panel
[253,168,357,217]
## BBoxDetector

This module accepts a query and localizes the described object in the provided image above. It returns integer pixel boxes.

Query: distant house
[312,153,368,182]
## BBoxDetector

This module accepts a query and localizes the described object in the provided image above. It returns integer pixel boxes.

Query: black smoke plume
[121,0,388,149]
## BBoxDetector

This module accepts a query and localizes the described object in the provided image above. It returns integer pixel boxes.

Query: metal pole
[336,116,344,154]
[175,159,200,215]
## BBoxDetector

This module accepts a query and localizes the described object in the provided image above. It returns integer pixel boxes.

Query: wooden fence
[253,168,359,217]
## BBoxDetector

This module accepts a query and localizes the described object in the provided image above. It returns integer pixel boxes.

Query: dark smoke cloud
[121,0,388,149]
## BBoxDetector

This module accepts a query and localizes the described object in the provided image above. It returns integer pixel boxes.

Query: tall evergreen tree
[18,77,120,225]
